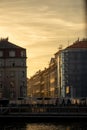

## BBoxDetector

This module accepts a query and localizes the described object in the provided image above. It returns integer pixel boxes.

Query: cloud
[0,0,85,77]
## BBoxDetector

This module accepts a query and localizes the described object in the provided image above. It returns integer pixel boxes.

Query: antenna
[58,44,62,50]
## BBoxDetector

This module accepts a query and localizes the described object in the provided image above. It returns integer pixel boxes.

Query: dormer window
[9,51,15,57]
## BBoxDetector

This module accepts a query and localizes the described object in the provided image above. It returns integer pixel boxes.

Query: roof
[66,38,87,49]
[0,38,25,49]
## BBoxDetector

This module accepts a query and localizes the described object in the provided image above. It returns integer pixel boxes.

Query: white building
[0,38,27,100]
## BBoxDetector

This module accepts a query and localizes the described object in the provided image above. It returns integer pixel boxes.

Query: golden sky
[0,0,85,78]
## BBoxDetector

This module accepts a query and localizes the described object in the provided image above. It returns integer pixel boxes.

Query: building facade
[40,68,50,98]
[28,57,57,98]
[28,38,87,99]
[56,38,87,98]
[0,38,27,100]
[49,58,57,98]
[28,71,42,97]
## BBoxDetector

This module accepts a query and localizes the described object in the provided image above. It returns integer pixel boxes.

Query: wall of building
[61,49,87,98]
[28,58,57,98]
[0,39,27,100]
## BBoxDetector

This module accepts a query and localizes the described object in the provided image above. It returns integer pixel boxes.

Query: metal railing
[0,105,87,114]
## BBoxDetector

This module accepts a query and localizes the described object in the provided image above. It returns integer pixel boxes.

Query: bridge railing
[0,105,87,114]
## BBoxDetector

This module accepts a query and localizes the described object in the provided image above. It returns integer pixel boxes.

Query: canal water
[0,121,87,130]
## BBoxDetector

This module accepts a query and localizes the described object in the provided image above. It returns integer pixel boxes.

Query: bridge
[0,105,87,121]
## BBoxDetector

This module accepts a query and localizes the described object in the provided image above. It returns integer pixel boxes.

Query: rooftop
[66,38,87,49]
[0,38,25,49]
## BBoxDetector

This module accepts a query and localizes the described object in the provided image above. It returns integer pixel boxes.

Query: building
[40,68,49,98]
[28,38,87,100]
[56,38,87,98]
[28,57,57,98]
[28,70,42,97]
[49,58,57,98]
[55,49,62,98]
[0,38,27,100]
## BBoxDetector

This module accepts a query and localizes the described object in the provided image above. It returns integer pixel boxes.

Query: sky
[0,0,86,78]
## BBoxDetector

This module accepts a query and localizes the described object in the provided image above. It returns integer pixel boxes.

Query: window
[0,82,2,89]
[0,61,3,67]
[12,63,15,67]
[21,51,25,57]
[0,71,2,77]
[0,51,3,57]
[9,60,15,67]
[0,93,2,98]
[9,51,15,57]
[66,86,70,94]
[10,81,15,88]
[10,71,15,77]
[22,71,25,77]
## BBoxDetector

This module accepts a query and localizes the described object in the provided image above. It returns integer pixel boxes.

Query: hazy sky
[0,0,85,78]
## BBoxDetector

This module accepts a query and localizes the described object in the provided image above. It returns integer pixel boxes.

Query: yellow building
[28,57,57,98]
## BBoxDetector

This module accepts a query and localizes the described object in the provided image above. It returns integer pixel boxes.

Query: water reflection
[0,122,87,130]
[0,123,26,130]
[26,123,87,130]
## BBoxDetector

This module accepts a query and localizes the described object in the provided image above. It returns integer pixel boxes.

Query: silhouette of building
[0,38,27,100]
